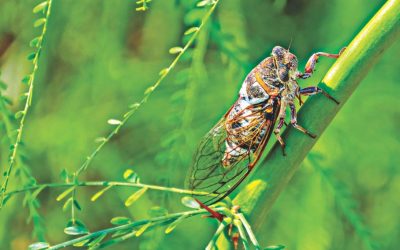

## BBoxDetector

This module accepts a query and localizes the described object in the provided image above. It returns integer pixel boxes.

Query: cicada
[186,45,345,204]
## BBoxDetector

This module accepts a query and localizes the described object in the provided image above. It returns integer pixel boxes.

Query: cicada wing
[186,101,280,204]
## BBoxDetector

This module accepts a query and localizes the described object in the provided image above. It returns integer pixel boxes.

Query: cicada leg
[273,100,288,156]
[299,86,339,104]
[298,47,346,79]
[289,102,316,138]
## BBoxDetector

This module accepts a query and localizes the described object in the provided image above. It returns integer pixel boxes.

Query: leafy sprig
[0,0,54,207]
[0,75,46,240]
[74,0,221,178]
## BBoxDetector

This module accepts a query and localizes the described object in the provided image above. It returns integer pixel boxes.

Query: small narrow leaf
[64,225,89,236]
[135,223,152,237]
[59,168,69,182]
[56,187,75,201]
[165,214,188,234]
[144,86,155,94]
[15,111,25,119]
[91,186,112,202]
[123,169,139,183]
[181,196,200,209]
[129,103,140,109]
[88,233,107,247]
[94,137,107,143]
[73,199,82,211]
[34,18,46,27]
[184,27,199,35]
[29,37,41,47]
[33,2,48,13]
[110,216,131,225]
[197,0,211,7]
[159,68,169,76]
[22,75,32,84]
[169,47,183,54]
[62,197,73,212]
[107,119,122,125]
[27,52,36,61]
[124,187,148,207]
[73,238,92,247]
[28,242,50,250]
[31,185,47,199]
[265,245,285,250]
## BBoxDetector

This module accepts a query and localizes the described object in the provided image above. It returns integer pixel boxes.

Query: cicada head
[272,46,299,82]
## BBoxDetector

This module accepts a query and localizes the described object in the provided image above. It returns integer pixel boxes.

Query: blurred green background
[0,0,399,249]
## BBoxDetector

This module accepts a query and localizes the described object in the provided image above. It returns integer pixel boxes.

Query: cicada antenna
[288,37,293,52]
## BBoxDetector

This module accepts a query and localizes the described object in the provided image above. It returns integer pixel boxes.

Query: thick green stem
[248,0,400,235]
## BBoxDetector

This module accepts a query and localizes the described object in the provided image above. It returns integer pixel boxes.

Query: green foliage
[0,0,399,249]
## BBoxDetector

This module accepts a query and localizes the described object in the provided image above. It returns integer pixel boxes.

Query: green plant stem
[247,0,400,236]
[4,180,211,198]
[75,0,220,177]
[0,0,53,206]
[46,207,225,250]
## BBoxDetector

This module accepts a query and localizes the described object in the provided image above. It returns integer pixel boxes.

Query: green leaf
[59,168,69,182]
[144,86,155,94]
[91,186,112,202]
[124,187,148,207]
[265,245,285,250]
[88,232,107,248]
[28,242,50,250]
[181,196,200,209]
[31,185,47,199]
[159,68,169,76]
[33,2,48,13]
[15,111,25,119]
[197,0,212,7]
[107,119,122,125]
[22,75,32,84]
[30,37,41,47]
[72,238,92,247]
[64,225,89,236]
[62,197,73,212]
[184,27,199,35]
[56,187,74,201]
[135,223,152,237]
[169,47,183,54]
[129,103,140,109]
[94,137,107,143]
[165,214,188,234]
[110,216,131,225]
[73,199,82,211]
[27,52,36,61]
[123,169,139,183]
[34,18,46,27]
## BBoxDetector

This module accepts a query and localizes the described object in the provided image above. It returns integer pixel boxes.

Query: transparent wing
[186,100,279,204]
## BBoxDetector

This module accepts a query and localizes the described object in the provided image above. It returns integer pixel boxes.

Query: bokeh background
[0,0,399,249]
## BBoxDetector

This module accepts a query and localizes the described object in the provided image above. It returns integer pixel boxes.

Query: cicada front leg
[298,47,346,79]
